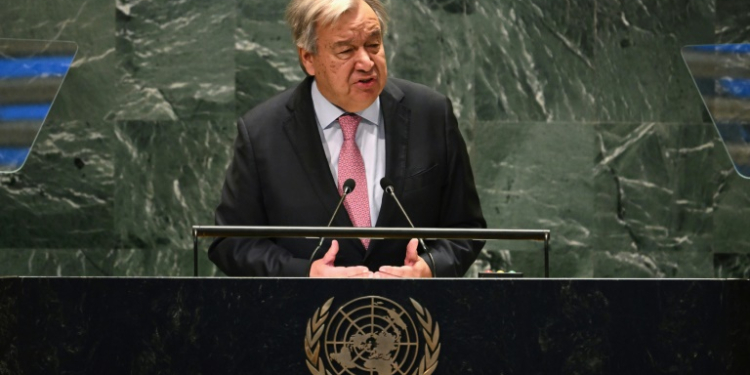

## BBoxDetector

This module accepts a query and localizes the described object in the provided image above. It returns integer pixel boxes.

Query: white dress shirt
[311,81,386,225]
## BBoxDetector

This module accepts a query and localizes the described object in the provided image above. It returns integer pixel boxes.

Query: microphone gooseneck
[307,179,356,277]
[327,179,355,226]
[380,177,436,277]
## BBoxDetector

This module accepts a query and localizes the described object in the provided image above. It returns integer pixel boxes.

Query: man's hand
[376,238,433,278]
[309,240,373,278]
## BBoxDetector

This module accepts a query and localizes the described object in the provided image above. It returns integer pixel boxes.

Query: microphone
[307,178,355,276]
[380,177,436,277]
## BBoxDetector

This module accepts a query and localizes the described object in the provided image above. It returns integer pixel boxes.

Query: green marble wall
[0,0,748,278]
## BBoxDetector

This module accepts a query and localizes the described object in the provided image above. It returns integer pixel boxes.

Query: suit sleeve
[207,117,308,277]
[421,97,486,277]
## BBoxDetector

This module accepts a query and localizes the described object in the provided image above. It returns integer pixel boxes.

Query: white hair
[285,0,389,54]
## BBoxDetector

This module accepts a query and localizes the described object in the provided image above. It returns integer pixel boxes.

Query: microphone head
[343,178,356,193]
[380,177,394,191]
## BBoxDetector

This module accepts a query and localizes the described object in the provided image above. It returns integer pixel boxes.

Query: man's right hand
[309,240,372,278]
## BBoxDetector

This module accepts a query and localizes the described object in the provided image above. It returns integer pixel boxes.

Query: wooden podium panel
[1,277,748,374]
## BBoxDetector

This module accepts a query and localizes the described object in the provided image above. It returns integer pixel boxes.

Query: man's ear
[298,47,316,76]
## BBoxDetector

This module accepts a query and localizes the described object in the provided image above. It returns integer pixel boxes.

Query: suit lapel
[368,80,410,258]
[282,77,354,228]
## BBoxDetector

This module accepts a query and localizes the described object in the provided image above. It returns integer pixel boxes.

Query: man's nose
[353,47,375,71]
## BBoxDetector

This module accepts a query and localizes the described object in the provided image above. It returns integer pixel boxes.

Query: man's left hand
[376,238,433,278]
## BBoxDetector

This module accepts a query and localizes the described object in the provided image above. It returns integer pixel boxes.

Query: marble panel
[593,0,714,122]
[508,248,594,278]
[472,0,597,122]
[112,247,220,277]
[593,250,714,278]
[714,253,750,278]
[114,0,235,121]
[3,0,750,280]
[0,247,219,277]
[473,121,596,256]
[712,170,750,253]
[113,121,234,276]
[0,0,117,122]
[593,122,722,254]
[0,249,113,277]
[0,120,114,249]
[235,17,303,118]
[715,0,750,43]
[388,1,476,124]
[238,0,288,21]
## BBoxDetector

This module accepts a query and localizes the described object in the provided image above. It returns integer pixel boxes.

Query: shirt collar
[311,80,380,129]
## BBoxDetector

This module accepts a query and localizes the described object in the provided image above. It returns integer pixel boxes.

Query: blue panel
[716,123,750,142]
[0,104,51,121]
[0,56,75,79]
[718,78,750,99]
[687,44,750,53]
[0,147,30,167]
[683,44,750,179]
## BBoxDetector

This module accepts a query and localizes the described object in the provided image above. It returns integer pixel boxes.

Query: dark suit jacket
[208,76,486,277]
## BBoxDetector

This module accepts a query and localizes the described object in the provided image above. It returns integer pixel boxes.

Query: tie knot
[339,114,361,140]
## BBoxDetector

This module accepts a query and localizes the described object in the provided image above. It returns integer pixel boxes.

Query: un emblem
[305,296,441,375]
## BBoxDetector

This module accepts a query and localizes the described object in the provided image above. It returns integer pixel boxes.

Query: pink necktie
[338,114,371,249]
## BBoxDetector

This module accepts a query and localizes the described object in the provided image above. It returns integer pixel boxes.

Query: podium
[1,277,748,374]
[191,226,552,277]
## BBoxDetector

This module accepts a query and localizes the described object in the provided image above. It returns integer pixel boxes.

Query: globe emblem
[324,296,420,375]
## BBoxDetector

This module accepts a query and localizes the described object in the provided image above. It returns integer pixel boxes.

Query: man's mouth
[357,77,375,84]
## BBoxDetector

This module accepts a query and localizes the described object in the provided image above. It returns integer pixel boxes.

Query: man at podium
[208,0,485,278]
